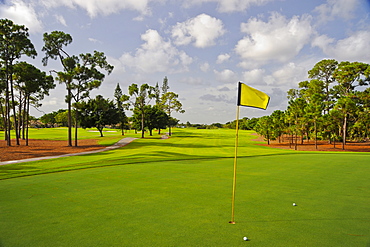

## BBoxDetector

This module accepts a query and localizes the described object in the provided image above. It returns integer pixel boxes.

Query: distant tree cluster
[254,59,369,149]
[120,76,185,138]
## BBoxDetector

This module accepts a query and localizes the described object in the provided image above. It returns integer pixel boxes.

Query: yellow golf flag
[237,82,270,110]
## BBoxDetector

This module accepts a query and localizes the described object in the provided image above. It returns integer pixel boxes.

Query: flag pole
[229,105,240,224]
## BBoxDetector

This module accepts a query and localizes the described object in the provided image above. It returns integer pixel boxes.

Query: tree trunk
[74,111,78,147]
[26,96,30,146]
[5,74,11,145]
[314,120,318,149]
[294,133,298,150]
[17,92,23,139]
[98,127,104,137]
[0,100,8,141]
[10,74,20,145]
[22,96,27,139]
[342,114,347,150]
[67,86,72,146]
[141,112,145,138]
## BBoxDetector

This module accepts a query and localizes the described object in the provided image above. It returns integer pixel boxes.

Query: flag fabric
[237,82,270,110]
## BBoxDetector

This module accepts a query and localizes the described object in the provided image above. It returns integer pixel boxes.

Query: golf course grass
[0,128,369,246]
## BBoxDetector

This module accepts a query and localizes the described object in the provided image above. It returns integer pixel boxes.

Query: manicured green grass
[0,127,131,146]
[0,128,369,246]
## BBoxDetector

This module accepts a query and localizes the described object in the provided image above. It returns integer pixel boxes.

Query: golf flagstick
[229,82,269,224]
[229,105,240,224]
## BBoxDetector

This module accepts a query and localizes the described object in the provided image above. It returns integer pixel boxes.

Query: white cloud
[40,0,153,17]
[214,69,238,83]
[235,12,313,65]
[41,97,59,106]
[88,37,102,44]
[0,0,43,33]
[171,13,226,48]
[200,62,210,72]
[242,69,265,85]
[183,0,272,13]
[216,53,230,64]
[55,14,67,26]
[315,0,359,23]
[313,31,370,62]
[118,29,193,73]
[270,62,307,86]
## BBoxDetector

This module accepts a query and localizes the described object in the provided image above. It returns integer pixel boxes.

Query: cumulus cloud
[235,12,313,66]
[216,53,230,64]
[314,0,359,22]
[242,69,266,85]
[269,62,307,86]
[118,29,193,73]
[313,31,370,62]
[214,69,238,83]
[184,0,271,13]
[0,0,43,33]
[171,13,226,48]
[40,0,152,17]
[200,62,210,72]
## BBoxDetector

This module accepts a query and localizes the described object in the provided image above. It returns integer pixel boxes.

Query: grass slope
[0,128,369,246]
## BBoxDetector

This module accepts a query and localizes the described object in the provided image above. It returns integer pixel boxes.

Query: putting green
[0,129,369,246]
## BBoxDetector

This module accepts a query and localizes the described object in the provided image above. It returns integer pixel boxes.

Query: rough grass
[0,128,369,246]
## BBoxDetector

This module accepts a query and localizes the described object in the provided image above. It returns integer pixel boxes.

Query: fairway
[0,129,369,246]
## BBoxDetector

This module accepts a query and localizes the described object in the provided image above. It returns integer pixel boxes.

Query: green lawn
[0,128,369,246]
[0,127,130,146]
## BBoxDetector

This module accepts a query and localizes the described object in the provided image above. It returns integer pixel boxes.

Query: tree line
[186,59,369,151]
[254,59,369,150]
[39,77,184,139]
[1,18,184,146]
[1,18,113,146]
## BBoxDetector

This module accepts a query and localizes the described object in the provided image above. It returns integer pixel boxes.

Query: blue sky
[1,0,370,124]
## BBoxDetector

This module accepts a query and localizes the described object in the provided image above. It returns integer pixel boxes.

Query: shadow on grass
[0,150,302,180]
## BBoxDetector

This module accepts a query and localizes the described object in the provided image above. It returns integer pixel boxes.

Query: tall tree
[13,62,55,145]
[333,61,369,148]
[42,31,73,146]
[70,51,114,146]
[124,83,155,138]
[161,76,169,96]
[254,116,272,145]
[270,110,286,143]
[114,83,128,135]
[308,59,338,114]
[42,31,113,146]
[298,79,325,148]
[154,82,161,105]
[286,98,307,149]
[0,18,37,146]
[160,92,184,136]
